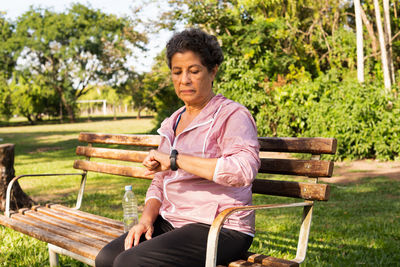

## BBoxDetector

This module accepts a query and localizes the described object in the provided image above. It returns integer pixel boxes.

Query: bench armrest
[205,202,313,267]
[5,173,85,218]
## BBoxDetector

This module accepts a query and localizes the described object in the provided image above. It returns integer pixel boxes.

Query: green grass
[1,118,400,266]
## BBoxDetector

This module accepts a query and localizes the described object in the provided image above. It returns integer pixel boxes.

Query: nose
[181,71,191,84]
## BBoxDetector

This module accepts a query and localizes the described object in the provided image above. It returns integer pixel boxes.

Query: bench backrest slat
[73,160,153,180]
[259,137,337,154]
[259,158,334,177]
[76,146,147,163]
[79,132,160,147]
[252,179,330,201]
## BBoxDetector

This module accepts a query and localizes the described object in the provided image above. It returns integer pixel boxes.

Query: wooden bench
[0,132,336,267]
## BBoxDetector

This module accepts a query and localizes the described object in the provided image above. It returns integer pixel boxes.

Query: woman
[95,28,260,267]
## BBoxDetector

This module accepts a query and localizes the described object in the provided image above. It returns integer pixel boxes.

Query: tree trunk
[360,7,378,56]
[383,0,395,84]
[56,86,76,123]
[0,144,34,212]
[137,107,143,119]
[354,0,364,83]
[374,0,391,91]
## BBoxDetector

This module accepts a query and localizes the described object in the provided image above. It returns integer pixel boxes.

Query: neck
[184,93,215,116]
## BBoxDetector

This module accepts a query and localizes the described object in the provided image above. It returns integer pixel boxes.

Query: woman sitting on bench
[95,28,261,267]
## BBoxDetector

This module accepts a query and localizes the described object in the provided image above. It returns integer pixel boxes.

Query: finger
[145,228,153,240]
[125,232,133,250]
[147,161,160,170]
[133,231,141,247]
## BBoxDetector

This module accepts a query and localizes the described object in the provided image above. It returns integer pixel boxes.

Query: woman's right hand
[142,149,170,175]
[124,222,154,250]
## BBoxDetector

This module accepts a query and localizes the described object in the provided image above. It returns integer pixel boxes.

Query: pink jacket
[145,94,260,235]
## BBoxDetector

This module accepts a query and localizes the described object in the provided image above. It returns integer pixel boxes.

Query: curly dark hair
[166,28,224,71]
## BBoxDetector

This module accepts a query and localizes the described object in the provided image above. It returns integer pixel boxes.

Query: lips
[179,89,196,94]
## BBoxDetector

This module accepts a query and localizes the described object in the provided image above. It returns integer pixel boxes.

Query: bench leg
[47,243,96,266]
[294,204,313,263]
[48,244,60,267]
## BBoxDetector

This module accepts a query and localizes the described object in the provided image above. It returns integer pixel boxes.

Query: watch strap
[170,149,179,171]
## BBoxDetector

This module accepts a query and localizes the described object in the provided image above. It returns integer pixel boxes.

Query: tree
[355,0,364,83]
[374,0,391,90]
[383,0,395,84]
[12,4,147,122]
[0,15,16,120]
[10,73,59,124]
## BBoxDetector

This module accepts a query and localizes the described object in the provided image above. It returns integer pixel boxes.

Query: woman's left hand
[143,150,171,175]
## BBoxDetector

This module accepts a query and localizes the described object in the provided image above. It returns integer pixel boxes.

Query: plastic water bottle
[122,185,138,232]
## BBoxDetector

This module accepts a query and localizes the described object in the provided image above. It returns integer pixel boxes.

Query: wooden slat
[0,214,100,260]
[258,137,337,154]
[21,209,115,243]
[252,179,330,201]
[259,158,334,177]
[47,204,124,230]
[247,252,299,267]
[78,132,160,147]
[34,206,123,238]
[11,213,107,249]
[228,260,264,267]
[73,160,153,179]
[76,146,148,163]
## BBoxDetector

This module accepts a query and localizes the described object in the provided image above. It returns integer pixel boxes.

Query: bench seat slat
[252,179,330,201]
[47,204,124,230]
[34,206,123,238]
[247,252,299,267]
[76,146,148,163]
[73,160,153,180]
[0,214,100,260]
[259,158,334,177]
[258,137,337,154]
[11,213,107,249]
[21,209,115,243]
[79,132,160,147]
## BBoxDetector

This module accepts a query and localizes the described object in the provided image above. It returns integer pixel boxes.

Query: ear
[210,65,219,80]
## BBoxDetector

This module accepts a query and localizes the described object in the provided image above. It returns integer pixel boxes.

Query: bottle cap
[125,185,132,191]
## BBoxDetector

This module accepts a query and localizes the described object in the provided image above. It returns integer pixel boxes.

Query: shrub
[250,69,400,160]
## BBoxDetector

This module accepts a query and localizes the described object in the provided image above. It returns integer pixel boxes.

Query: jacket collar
[158,94,228,141]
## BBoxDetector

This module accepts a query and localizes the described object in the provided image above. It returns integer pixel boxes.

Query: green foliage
[0,15,16,79]
[9,73,60,124]
[0,75,13,120]
[142,52,183,131]
[255,69,400,160]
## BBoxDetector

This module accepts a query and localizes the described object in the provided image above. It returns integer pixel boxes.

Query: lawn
[0,118,399,266]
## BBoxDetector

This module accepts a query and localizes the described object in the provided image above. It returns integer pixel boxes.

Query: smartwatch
[170,149,179,171]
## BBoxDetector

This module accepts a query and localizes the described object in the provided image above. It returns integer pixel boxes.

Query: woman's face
[170,50,218,108]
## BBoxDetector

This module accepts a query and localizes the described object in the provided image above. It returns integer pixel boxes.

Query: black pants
[95,216,252,267]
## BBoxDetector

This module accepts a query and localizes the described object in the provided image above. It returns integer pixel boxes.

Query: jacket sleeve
[145,172,164,204]
[212,106,261,187]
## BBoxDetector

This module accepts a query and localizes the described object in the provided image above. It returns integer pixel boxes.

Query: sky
[0,0,174,73]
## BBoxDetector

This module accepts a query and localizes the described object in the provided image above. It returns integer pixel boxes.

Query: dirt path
[321,160,400,184]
